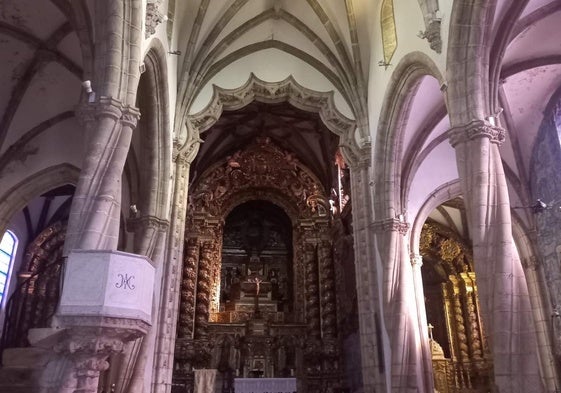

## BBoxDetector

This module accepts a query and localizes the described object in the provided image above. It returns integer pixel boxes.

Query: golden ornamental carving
[190,137,327,219]
[439,238,462,262]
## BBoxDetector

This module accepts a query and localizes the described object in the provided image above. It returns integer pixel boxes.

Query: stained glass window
[0,231,16,305]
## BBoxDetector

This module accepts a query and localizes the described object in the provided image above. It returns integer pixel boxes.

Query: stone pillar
[521,256,561,392]
[65,98,140,254]
[348,158,387,393]
[373,218,427,392]
[410,253,435,393]
[152,141,200,393]
[450,120,544,393]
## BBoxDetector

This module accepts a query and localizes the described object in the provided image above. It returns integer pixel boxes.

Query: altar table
[234,378,297,393]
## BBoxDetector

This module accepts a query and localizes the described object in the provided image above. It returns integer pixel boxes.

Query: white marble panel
[58,250,155,324]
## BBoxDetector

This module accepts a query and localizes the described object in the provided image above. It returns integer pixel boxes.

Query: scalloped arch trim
[187,74,356,139]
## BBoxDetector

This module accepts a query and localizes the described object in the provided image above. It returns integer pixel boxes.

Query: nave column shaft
[152,142,200,393]
[373,218,428,393]
[450,121,544,393]
[65,98,140,254]
[349,157,388,393]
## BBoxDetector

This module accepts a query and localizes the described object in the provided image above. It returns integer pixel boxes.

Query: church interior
[0,1,560,392]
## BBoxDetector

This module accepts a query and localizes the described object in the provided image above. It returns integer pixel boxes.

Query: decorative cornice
[56,315,151,336]
[448,120,506,147]
[371,218,409,235]
[188,74,356,138]
[75,97,140,127]
[121,106,141,128]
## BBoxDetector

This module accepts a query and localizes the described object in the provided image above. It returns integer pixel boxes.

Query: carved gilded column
[208,238,223,315]
[195,240,213,339]
[448,277,469,366]
[460,273,484,364]
[318,239,337,339]
[304,242,321,338]
[178,238,199,338]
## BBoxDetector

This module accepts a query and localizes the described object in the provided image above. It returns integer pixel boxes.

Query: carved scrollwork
[189,137,327,219]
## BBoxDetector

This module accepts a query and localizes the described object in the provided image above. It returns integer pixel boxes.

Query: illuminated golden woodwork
[421,221,491,392]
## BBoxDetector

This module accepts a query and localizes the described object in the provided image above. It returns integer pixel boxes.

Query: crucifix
[250,276,263,317]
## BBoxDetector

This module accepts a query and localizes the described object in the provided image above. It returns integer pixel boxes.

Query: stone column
[450,120,544,393]
[410,253,435,393]
[373,218,427,392]
[348,157,387,393]
[152,141,200,393]
[65,98,140,254]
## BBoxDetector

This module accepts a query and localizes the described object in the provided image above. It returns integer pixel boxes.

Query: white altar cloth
[234,378,297,393]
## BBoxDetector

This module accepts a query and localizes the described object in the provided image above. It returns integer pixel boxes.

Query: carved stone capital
[76,97,140,128]
[371,218,409,235]
[145,0,165,38]
[420,18,442,54]
[449,120,506,147]
[127,215,170,233]
[96,96,126,121]
[120,106,141,129]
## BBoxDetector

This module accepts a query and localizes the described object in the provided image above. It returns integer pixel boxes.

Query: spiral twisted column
[178,237,199,338]
[194,241,213,339]
[304,242,321,338]
[318,239,337,339]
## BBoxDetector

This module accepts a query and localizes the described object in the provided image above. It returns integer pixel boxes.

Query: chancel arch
[172,74,358,391]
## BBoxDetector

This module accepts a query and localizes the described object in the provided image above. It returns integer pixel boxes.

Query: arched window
[0,231,17,305]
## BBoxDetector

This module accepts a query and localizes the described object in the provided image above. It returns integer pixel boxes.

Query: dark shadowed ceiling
[190,101,340,192]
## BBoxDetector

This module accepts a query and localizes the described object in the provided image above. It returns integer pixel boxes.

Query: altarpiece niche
[172,137,355,393]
